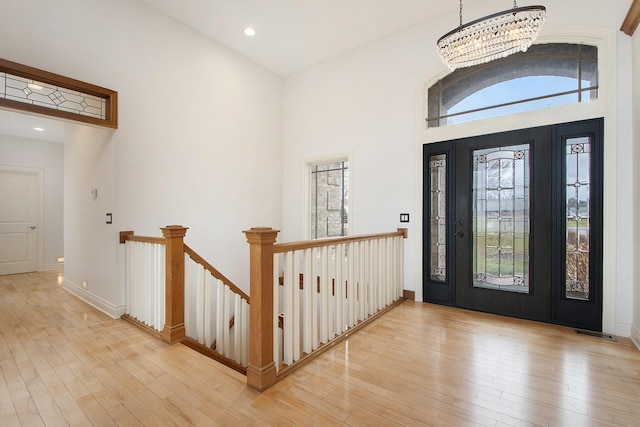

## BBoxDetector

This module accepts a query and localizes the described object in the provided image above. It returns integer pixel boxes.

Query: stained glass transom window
[473,144,530,293]
[565,137,591,300]
[427,44,598,127]
[429,154,447,282]
[0,72,107,119]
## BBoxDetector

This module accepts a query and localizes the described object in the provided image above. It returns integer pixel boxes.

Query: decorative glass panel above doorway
[427,44,598,127]
[0,58,117,128]
[1,73,107,119]
[473,144,530,293]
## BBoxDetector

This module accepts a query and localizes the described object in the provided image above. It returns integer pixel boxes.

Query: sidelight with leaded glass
[565,137,591,300]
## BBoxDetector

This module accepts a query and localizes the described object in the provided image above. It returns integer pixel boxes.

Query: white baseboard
[44,263,64,271]
[62,279,126,319]
[631,324,640,351]
[615,322,632,338]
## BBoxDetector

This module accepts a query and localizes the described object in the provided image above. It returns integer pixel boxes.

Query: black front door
[423,119,603,331]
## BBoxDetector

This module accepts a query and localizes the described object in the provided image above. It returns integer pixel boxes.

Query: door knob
[30,226,36,230]
[456,231,464,237]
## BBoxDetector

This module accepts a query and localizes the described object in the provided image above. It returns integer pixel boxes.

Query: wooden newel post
[243,227,280,391]
[161,225,188,344]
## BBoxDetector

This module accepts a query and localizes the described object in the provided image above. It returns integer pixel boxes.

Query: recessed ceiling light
[33,127,45,132]
[244,27,256,37]
[28,83,44,91]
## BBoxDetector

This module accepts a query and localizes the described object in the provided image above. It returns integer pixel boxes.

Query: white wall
[0,134,64,270]
[282,0,635,335]
[632,28,640,349]
[0,0,283,316]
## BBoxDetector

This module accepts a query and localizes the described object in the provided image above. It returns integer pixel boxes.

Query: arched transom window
[427,43,598,127]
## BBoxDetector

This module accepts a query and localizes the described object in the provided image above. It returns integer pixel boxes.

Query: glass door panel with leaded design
[423,119,603,331]
[472,145,530,294]
[453,126,552,322]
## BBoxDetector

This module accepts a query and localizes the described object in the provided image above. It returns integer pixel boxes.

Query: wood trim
[0,58,118,128]
[243,227,279,391]
[119,230,134,244]
[160,225,188,344]
[403,290,415,301]
[273,230,406,253]
[184,244,249,302]
[397,227,408,239]
[120,233,165,245]
[181,337,247,376]
[121,314,163,339]
[621,0,640,36]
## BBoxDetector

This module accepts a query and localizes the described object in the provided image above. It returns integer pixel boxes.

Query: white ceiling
[139,0,483,76]
[5,0,477,141]
[0,109,66,143]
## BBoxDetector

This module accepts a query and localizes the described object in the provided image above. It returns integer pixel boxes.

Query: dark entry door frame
[422,118,604,331]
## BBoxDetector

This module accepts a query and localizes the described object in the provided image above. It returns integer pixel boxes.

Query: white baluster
[203,273,213,348]
[292,250,301,362]
[303,248,313,354]
[233,292,241,362]
[272,253,281,371]
[347,242,356,328]
[311,247,319,350]
[158,244,165,330]
[216,278,224,352]
[398,235,404,298]
[241,299,249,367]
[319,245,330,344]
[335,244,343,334]
[196,265,205,343]
[222,286,231,357]
[283,252,293,365]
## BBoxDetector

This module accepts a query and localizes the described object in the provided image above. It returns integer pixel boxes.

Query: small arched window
[427,43,598,127]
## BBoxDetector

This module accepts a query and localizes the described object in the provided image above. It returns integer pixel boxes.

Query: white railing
[122,226,407,391]
[123,239,166,332]
[120,227,249,372]
[272,232,405,371]
[184,248,250,368]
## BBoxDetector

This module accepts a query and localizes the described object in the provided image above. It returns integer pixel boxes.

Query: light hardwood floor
[1,271,639,426]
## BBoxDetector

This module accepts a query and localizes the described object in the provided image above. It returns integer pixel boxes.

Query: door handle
[456,231,464,237]
[30,226,36,230]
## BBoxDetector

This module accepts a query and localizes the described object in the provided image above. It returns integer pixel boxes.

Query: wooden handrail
[184,244,250,302]
[120,232,248,301]
[272,228,408,253]
[120,232,165,245]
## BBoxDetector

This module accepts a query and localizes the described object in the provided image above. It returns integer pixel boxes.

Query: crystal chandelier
[437,1,546,71]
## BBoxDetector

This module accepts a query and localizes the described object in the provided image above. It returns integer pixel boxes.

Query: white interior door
[0,167,39,275]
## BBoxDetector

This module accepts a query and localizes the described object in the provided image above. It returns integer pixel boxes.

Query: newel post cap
[243,227,280,244]
[161,225,189,238]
